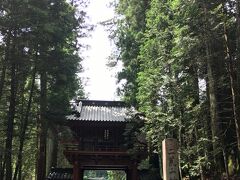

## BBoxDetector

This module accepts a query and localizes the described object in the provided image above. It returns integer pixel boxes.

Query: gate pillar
[127,161,139,180]
[132,161,139,180]
[73,160,83,180]
[73,160,79,180]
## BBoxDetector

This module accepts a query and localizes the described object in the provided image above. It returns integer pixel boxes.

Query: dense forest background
[111,0,240,179]
[1,0,240,179]
[0,0,88,179]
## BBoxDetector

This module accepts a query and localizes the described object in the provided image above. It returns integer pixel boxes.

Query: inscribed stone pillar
[162,138,179,180]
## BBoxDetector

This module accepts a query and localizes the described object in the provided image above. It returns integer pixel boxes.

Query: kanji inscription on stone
[162,138,179,180]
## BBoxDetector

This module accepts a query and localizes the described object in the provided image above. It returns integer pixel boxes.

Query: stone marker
[162,138,179,180]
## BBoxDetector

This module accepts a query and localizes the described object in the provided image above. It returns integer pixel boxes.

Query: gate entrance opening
[84,170,126,180]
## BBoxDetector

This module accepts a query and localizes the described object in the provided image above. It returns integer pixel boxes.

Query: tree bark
[203,3,221,174]
[221,6,238,177]
[37,69,47,180]
[13,66,36,180]
[0,31,10,102]
[222,4,240,155]
[0,31,11,180]
[192,66,205,180]
[5,61,17,180]
[206,42,221,167]
[235,0,240,153]
[0,54,7,102]
[236,0,240,91]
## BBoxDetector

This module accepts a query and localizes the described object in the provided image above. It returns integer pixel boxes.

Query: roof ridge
[76,100,126,107]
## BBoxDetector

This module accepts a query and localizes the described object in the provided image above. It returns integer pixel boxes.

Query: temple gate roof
[66,100,128,122]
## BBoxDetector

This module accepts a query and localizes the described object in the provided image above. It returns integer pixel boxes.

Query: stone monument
[162,138,179,180]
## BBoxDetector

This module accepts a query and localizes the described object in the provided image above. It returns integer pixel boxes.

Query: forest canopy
[112,0,240,178]
[0,0,87,179]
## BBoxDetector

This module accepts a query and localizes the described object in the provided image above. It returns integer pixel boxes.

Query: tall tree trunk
[222,7,237,178]
[5,61,17,180]
[0,58,7,102]
[13,66,36,180]
[4,2,16,178]
[178,120,183,180]
[0,31,10,102]
[192,66,205,180]
[0,31,11,180]
[236,0,240,90]
[203,4,221,174]
[37,70,47,180]
[206,42,220,167]
[235,0,240,153]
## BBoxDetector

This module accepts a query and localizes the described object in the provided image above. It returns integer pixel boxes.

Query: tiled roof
[66,100,128,122]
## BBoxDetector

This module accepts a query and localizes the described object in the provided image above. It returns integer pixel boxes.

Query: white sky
[79,0,122,100]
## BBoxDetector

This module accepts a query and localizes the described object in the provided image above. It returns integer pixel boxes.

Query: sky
[79,0,122,101]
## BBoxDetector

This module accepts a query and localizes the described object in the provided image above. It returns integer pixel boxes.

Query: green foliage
[114,0,149,106]
[0,0,87,179]
[114,0,240,178]
[124,111,147,158]
[107,170,126,180]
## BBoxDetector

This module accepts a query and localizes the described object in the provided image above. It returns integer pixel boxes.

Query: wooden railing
[63,142,126,152]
